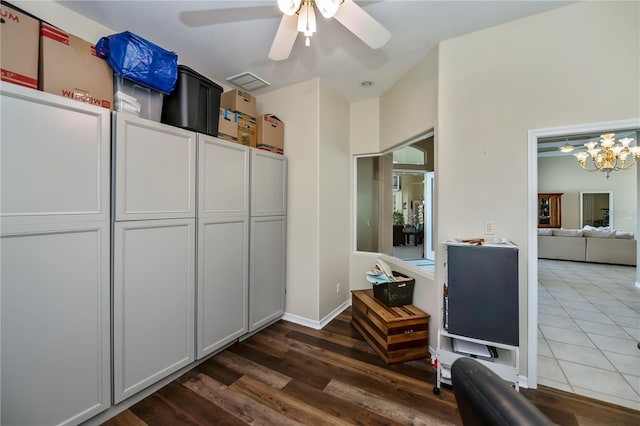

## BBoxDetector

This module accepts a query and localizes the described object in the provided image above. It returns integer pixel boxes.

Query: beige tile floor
[538,259,640,410]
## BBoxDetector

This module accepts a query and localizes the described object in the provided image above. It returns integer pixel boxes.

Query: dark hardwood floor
[103,308,640,425]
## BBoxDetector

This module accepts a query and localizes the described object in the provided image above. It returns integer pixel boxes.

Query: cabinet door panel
[197,217,248,358]
[249,216,286,331]
[0,84,110,225]
[1,222,110,426]
[198,135,250,218]
[251,150,287,216]
[113,219,195,403]
[114,114,196,221]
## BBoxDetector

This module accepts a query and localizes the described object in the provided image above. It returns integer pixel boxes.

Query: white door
[1,222,111,426]
[251,150,287,217]
[113,113,196,221]
[197,217,249,358]
[249,216,286,331]
[113,218,195,403]
[198,135,250,218]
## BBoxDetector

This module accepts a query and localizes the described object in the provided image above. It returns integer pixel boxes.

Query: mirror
[580,191,613,228]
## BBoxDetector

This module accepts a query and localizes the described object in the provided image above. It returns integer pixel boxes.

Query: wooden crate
[351,289,431,364]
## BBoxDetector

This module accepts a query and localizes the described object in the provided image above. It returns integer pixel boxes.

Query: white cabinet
[113,113,196,221]
[249,215,287,331]
[1,84,110,226]
[435,330,520,393]
[251,149,287,217]
[113,219,195,403]
[196,135,250,358]
[197,216,249,358]
[198,135,250,218]
[1,83,111,425]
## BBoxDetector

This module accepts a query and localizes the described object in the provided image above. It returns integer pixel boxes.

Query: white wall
[350,98,380,155]
[437,1,640,378]
[380,46,438,151]
[258,79,321,321]
[318,82,351,319]
[539,155,637,234]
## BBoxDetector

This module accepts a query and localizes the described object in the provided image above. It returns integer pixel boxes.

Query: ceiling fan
[269,0,391,61]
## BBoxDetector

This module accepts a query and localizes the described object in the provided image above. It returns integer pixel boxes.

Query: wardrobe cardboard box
[39,23,113,109]
[220,89,256,118]
[257,114,284,154]
[0,3,39,89]
[237,112,256,148]
[218,108,238,142]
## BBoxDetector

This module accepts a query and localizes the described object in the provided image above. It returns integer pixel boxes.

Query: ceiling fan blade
[269,14,299,61]
[334,0,391,49]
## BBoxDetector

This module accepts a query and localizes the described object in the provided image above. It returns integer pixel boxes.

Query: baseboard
[282,298,351,330]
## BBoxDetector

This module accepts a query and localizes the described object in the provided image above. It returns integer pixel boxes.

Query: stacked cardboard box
[39,23,113,109]
[0,3,39,89]
[218,108,238,143]
[257,114,284,154]
[220,89,257,147]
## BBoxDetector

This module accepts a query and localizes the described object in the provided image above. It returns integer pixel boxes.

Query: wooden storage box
[351,289,430,364]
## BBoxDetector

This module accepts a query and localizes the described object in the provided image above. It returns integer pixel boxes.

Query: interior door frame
[527,117,640,389]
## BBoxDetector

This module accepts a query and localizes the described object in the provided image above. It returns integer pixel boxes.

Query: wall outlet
[485,221,494,235]
[336,283,341,294]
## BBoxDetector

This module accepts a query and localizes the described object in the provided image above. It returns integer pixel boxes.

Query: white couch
[538,228,637,266]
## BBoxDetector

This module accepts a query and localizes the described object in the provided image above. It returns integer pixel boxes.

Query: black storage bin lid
[161,65,223,136]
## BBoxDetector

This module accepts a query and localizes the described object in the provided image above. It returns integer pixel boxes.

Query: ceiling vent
[226,72,270,91]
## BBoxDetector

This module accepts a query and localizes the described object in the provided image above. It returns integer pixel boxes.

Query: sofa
[538,227,637,266]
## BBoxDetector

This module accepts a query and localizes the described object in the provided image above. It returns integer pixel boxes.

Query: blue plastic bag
[96,31,177,95]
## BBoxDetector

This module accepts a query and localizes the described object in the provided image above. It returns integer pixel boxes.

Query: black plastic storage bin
[161,65,222,136]
[372,271,415,307]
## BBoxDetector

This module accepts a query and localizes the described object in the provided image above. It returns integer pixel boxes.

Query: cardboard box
[218,108,238,142]
[220,89,256,118]
[0,4,39,89]
[257,114,284,155]
[237,112,256,147]
[39,23,113,109]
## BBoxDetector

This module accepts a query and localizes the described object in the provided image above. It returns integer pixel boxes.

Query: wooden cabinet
[351,289,430,364]
[538,193,562,228]
[1,84,111,425]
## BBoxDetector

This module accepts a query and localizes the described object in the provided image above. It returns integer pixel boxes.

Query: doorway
[527,118,640,392]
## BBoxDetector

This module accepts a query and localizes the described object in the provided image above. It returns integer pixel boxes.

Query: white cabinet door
[0,83,110,226]
[251,149,287,217]
[114,113,196,221]
[1,222,111,426]
[249,216,286,331]
[198,135,250,218]
[113,218,195,403]
[197,217,248,358]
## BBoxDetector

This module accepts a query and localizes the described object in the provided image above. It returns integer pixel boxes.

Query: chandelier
[573,133,640,179]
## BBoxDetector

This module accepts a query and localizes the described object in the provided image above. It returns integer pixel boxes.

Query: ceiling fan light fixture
[316,0,341,19]
[297,1,316,34]
[277,0,302,16]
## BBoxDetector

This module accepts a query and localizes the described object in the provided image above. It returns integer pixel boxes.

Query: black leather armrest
[451,357,553,426]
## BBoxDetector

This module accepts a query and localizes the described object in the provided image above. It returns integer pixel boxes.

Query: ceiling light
[558,144,575,153]
[297,0,316,47]
[316,0,341,19]
[277,0,302,16]
[574,133,640,179]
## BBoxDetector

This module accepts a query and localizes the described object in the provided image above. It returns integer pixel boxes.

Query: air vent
[226,72,270,91]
